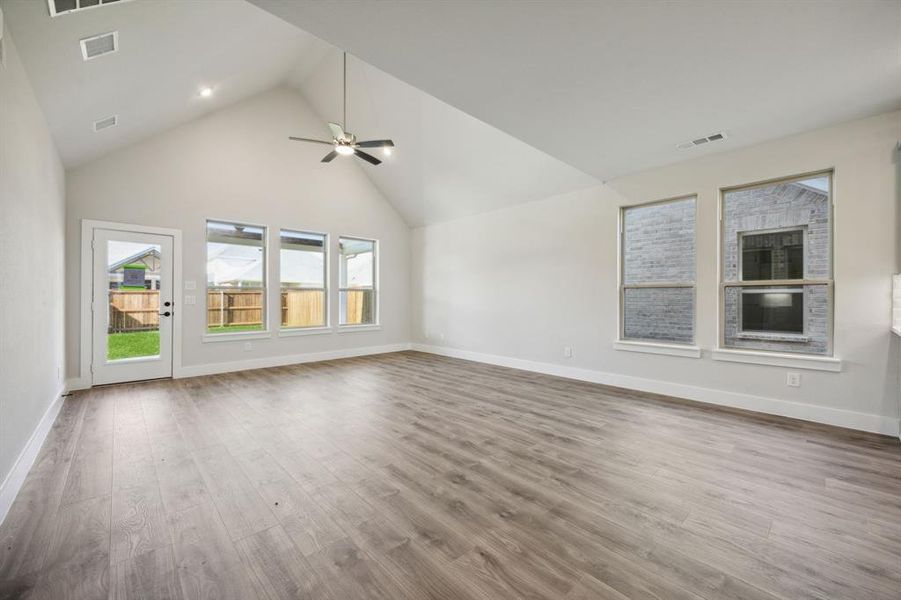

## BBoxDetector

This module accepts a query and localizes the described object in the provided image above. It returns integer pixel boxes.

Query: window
[280,230,327,329]
[206,221,266,334]
[740,288,804,334]
[50,0,131,18]
[620,196,696,344]
[740,229,805,281]
[721,172,832,354]
[338,237,376,326]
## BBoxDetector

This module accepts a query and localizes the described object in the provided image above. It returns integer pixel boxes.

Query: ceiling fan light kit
[289,52,394,166]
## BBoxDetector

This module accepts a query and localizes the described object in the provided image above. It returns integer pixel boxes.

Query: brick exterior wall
[622,197,695,343]
[722,181,830,355]
[623,287,694,343]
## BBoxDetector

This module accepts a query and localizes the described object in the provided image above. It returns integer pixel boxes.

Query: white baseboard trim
[0,385,67,526]
[411,344,900,437]
[176,343,413,378]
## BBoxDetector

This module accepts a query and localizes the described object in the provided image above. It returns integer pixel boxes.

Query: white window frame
[47,0,136,17]
[337,236,379,330]
[278,229,330,334]
[203,219,270,342]
[616,195,699,357]
[715,170,838,370]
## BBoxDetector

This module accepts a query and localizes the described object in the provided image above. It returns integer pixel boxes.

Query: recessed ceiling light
[199,86,213,98]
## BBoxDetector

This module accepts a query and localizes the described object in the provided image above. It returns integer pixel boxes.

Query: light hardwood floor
[1,351,899,599]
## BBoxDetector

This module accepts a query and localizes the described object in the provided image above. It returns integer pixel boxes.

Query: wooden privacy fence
[108,290,159,333]
[208,288,264,328]
[108,288,372,332]
[282,289,324,328]
[344,289,373,325]
[208,288,330,328]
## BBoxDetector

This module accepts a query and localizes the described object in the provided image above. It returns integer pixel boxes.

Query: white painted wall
[66,87,410,379]
[412,110,901,434]
[0,29,66,491]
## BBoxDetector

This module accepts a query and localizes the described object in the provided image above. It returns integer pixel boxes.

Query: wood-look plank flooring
[1,350,900,600]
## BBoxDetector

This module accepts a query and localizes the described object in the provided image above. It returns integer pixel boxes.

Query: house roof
[108,248,159,273]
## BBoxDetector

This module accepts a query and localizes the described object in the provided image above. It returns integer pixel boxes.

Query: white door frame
[79,219,183,387]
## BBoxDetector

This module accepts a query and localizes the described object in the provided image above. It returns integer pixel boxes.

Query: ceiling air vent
[49,0,133,18]
[80,31,118,61]
[93,115,118,132]
[676,132,727,150]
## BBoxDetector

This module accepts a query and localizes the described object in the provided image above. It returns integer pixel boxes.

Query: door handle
[160,311,172,317]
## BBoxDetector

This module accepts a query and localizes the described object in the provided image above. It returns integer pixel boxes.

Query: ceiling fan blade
[328,122,346,140]
[289,136,332,145]
[356,139,395,148]
[321,150,339,163]
[354,149,382,165]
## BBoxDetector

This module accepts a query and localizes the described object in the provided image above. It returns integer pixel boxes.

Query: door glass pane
[107,240,161,360]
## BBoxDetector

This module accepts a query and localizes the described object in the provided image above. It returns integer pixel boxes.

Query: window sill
[336,325,381,333]
[278,326,333,338]
[712,348,841,372]
[614,340,701,358]
[736,332,810,343]
[202,330,272,343]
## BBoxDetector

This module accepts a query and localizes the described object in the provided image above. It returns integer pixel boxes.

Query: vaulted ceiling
[5,0,901,227]
[286,48,596,226]
[2,0,317,168]
[251,0,901,181]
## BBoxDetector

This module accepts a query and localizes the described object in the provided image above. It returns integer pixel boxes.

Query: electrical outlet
[184,280,196,290]
[244,342,253,352]
[184,295,196,305]
[786,372,801,387]
[563,346,573,358]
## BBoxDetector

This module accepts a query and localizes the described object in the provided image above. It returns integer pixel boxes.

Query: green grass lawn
[108,330,160,360]
[107,325,261,360]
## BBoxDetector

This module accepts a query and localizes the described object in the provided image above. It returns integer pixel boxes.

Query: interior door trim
[78,219,183,389]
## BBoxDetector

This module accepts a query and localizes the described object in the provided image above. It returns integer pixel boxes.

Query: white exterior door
[91,228,174,385]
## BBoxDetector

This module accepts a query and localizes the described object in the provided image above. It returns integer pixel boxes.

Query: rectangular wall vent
[677,132,728,150]
[80,31,118,61]
[48,0,133,18]
[93,115,118,132]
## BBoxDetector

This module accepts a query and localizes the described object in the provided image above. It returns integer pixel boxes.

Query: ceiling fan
[288,52,394,165]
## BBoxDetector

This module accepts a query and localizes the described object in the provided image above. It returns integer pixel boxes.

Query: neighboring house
[722,178,830,354]
[206,243,265,287]
[108,248,161,289]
